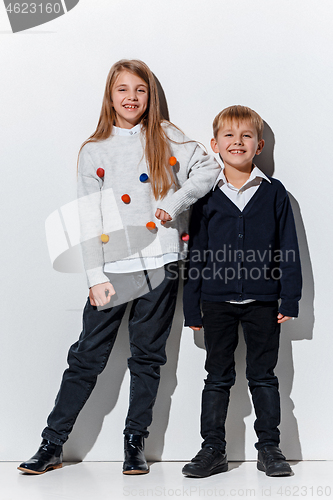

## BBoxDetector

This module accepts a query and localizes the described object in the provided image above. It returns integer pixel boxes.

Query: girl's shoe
[17,439,63,474]
[122,434,149,475]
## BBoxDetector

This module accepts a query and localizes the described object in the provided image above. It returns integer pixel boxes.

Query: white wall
[1,0,332,461]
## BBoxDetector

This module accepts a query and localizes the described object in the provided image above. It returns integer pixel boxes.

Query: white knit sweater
[77,123,220,288]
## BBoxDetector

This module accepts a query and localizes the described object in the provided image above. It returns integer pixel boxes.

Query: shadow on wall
[194,122,315,461]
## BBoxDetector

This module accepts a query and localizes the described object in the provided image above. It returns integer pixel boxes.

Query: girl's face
[111,70,149,129]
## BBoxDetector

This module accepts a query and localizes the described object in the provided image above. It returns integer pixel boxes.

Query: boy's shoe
[182,446,228,477]
[122,434,149,474]
[17,439,63,474]
[257,445,293,476]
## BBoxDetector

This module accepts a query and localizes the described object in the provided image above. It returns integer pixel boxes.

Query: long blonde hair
[80,59,174,199]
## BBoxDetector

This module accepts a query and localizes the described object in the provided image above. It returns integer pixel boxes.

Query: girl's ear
[211,137,220,154]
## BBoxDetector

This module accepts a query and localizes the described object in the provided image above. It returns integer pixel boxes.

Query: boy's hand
[277,313,292,324]
[89,282,116,307]
[190,326,202,330]
[155,208,172,225]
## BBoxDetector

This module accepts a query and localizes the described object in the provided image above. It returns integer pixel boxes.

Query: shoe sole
[182,463,228,478]
[17,464,62,475]
[257,461,293,476]
[123,468,150,475]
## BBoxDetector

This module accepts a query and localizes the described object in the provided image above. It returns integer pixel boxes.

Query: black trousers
[42,263,179,445]
[200,300,281,452]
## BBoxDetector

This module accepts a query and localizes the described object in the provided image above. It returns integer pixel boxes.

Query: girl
[18,60,220,476]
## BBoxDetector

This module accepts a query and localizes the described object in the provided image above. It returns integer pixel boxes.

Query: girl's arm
[156,127,220,219]
[77,146,113,292]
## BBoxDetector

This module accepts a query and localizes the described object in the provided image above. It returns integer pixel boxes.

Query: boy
[182,105,302,478]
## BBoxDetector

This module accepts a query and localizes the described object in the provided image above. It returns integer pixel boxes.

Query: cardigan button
[146,221,156,230]
[101,234,109,243]
[96,168,105,178]
[121,194,131,204]
[140,173,149,182]
[238,234,243,238]
[181,232,190,242]
[169,156,177,166]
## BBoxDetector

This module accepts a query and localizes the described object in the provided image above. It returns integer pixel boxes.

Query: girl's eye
[138,89,146,93]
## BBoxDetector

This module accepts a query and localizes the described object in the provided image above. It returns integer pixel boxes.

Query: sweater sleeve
[77,147,110,288]
[276,191,302,317]
[183,197,209,326]
[157,138,220,219]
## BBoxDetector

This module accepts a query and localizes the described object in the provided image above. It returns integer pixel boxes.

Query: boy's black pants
[41,263,179,446]
[200,300,281,452]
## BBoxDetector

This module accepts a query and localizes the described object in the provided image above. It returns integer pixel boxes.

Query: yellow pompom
[101,234,109,243]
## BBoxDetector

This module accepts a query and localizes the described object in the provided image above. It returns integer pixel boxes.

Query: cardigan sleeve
[157,127,220,219]
[77,147,110,288]
[276,191,302,317]
[183,196,209,326]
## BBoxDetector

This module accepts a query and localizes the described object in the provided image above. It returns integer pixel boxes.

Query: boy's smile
[211,120,264,172]
[111,70,148,129]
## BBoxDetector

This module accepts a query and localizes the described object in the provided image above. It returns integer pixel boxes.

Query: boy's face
[211,119,264,171]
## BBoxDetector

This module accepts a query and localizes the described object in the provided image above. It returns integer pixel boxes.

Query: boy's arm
[183,197,209,327]
[277,192,302,318]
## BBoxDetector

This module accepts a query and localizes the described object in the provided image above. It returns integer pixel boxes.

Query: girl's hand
[277,313,292,324]
[155,208,172,225]
[89,282,116,307]
[190,326,202,330]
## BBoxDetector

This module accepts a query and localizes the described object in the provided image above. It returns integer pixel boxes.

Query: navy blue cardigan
[183,177,302,326]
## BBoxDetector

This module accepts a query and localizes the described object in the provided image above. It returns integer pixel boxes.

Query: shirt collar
[112,123,142,136]
[213,164,271,189]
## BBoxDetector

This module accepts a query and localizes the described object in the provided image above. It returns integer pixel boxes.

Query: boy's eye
[243,134,251,138]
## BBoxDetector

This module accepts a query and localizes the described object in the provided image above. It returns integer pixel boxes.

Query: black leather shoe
[257,445,293,476]
[18,439,63,474]
[122,434,149,475]
[182,446,228,478]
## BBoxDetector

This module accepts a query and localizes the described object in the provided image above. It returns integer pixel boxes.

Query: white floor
[3,461,332,500]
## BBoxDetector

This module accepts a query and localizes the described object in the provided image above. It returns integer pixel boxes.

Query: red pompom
[169,156,177,166]
[121,194,131,204]
[96,168,105,178]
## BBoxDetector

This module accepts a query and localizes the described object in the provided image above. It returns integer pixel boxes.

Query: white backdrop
[1,0,332,462]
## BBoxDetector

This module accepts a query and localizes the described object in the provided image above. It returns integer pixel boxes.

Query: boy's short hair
[213,105,264,141]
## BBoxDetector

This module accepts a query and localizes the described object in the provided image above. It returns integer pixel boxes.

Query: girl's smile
[111,70,148,129]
